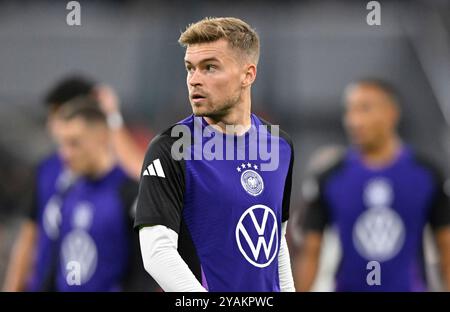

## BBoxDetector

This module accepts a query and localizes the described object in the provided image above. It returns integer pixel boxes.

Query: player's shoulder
[34,152,64,185]
[308,145,347,182]
[118,174,138,216]
[103,166,138,208]
[254,115,293,150]
[407,146,445,181]
[301,146,346,203]
[145,116,194,154]
[142,116,197,168]
[37,151,63,172]
[115,166,139,188]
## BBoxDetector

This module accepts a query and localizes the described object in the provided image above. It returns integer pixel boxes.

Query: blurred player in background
[3,76,147,291]
[295,79,450,291]
[51,98,143,291]
[135,17,295,292]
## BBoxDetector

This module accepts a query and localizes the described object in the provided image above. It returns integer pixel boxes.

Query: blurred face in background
[184,38,255,117]
[55,116,110,176]
[343,83,399,152]
[46,105,66,142]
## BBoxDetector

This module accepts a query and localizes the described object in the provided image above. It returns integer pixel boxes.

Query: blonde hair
[178,17,260,64]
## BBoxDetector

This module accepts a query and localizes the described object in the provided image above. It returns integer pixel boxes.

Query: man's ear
[242,64,257,88]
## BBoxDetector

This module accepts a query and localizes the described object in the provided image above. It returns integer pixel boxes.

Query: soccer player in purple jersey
[135,17,296,292]
[3,76,146,291]
[51,98,148,291]
[295,79,450,291]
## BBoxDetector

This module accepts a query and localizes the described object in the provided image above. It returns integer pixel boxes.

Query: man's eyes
[185,64,217,72]
[205,64,216,71]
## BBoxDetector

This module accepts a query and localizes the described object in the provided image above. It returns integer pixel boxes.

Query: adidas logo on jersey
[143,159,166,178]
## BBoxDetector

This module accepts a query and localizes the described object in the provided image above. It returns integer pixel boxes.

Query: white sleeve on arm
[139,225,207,292]
[278,221,295,292]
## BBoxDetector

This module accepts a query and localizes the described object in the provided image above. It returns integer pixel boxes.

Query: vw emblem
[235,204,278,268]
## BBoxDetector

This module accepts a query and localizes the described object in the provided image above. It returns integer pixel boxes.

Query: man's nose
[188,69,202,87]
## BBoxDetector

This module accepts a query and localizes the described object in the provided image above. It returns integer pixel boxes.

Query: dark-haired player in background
[3,76,147,291]
[295,79,450,291]
[52,98,142,291]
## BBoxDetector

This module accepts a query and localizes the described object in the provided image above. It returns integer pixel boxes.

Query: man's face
[46,106,64,142]
[184,39,248,117]
[55,117,108,175]
[343,84,399,151]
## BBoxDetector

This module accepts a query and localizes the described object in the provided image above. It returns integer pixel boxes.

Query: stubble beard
[192,90,242,122]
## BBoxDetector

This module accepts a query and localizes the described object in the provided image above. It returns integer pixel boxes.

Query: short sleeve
[120,177,159,291]
[413,153,450,231]
[134,132,186,234]
[300,175,330,233]
[429,176,450,231]
[26,170,39,222]
[281,137,294,223]
[119,178,139,223]
[299,148,345,234]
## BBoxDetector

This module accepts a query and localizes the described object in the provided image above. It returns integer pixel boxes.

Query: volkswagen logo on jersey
[353,178,405,262]
[235,204,279,268]
[61,202,97,285]
[238,163,264,196]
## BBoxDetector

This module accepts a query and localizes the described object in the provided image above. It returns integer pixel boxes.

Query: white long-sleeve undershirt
[278,221,296,292]
[139,225,207,292]
[139,221,295,292]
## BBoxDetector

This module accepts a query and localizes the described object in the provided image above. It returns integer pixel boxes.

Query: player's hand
[93,84,121,115]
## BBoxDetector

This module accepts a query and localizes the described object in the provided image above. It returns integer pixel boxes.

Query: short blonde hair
[178,17,260,65]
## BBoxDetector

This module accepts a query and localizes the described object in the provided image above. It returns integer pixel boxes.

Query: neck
[88,149,115,179]
[204,90,252,135]
[360,135,402,167]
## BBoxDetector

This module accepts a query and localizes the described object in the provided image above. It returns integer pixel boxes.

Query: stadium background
[0,0,449,291]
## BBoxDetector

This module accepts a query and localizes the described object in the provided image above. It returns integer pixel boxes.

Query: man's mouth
[191,93,207,103]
